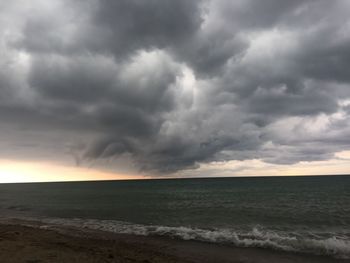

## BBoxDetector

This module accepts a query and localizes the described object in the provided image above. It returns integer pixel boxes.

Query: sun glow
[0,159,140,183]
[1,150,350,183]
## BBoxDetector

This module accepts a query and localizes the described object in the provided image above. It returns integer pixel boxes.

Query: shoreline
[0,219,348,263]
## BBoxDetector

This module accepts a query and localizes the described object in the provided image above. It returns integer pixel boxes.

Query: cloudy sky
[1,0,350,182]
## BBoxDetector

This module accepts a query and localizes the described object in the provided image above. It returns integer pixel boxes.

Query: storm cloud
[1,0,350,175]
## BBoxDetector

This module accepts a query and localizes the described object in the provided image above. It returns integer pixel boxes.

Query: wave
[13,217,346,259]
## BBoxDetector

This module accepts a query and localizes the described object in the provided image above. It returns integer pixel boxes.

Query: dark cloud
[29,55,117,102]
[1,0,350,175]
[93,0,203,53]
[244,83,339,116]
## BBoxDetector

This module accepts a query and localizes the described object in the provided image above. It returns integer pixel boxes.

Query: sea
[0,175,349,259]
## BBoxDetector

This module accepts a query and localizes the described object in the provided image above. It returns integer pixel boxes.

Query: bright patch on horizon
[0,160,140,183]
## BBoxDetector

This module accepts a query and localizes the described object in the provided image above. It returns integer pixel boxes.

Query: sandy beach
[0,219,348,263]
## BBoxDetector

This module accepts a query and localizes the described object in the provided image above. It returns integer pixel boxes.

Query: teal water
[1,175,350,258]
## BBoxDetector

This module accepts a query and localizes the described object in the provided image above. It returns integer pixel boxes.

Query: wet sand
[0,220,348,263]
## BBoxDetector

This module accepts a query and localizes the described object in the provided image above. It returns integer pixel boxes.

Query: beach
[0,219,348,263]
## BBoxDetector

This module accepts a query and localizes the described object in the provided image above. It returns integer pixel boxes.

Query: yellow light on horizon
[1,150,349,183]
[0,159,141,183]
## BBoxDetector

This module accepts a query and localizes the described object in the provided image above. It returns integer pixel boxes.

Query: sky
[1,0,350,182]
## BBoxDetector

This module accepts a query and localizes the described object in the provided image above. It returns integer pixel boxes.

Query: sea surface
[0,175,350,258]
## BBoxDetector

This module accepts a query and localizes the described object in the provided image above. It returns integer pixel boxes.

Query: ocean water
[0,175,350,258]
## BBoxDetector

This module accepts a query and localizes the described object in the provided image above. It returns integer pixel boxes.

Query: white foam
[8,216,350,259]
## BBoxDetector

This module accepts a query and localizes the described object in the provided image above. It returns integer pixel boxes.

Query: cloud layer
[1,0,350,175]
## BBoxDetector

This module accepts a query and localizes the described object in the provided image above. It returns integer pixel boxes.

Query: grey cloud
[91,0,203,55]
[245,83,339,116]
[17,0,203,57]
[29,55,117,102]
[1,0,350,175]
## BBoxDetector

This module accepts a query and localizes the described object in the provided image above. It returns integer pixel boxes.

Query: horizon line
[1,173,349,184]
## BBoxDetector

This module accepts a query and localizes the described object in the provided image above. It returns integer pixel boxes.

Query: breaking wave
[21,217,350,259]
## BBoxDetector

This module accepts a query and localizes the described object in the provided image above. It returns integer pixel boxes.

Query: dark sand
[0,220,348,263]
